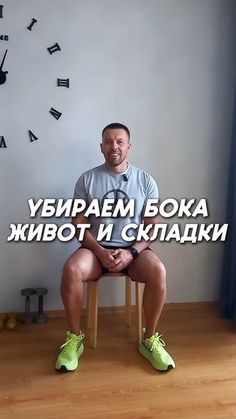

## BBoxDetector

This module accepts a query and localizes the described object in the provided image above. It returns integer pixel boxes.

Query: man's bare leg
[128,249,175,370]
[61,248,103,335]
[128,249,166,339]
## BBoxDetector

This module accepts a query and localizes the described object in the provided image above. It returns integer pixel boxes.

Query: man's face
[100,128,131,167]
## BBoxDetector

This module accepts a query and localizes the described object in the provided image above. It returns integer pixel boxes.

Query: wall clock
[0,3,70,150]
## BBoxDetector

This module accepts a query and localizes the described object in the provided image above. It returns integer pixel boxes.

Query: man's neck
[105,161,129,174]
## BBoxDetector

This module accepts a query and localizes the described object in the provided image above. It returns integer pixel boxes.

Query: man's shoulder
[78,164,105,179]
[129,164,156,181]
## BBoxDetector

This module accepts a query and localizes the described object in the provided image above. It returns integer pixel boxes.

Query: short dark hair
[102,122,130,139]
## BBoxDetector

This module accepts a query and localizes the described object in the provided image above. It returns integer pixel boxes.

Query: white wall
[0,0,235,312]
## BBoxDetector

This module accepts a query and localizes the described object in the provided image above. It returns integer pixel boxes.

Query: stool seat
[86,273,143,348]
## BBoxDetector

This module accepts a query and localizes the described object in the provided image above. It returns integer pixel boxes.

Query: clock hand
[0,49,8,70]
[0,49,8,85]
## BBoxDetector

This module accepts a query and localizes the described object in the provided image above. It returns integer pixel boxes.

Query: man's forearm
[80,229,104,258]
[72,215,103,259]
[131,238,151,253]
[132,216,160,253]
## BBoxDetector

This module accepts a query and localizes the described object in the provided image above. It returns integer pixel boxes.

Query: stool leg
[87,282,92,331]
[136,282,143,345]
[125,276,132,326]
[90,281,98,348]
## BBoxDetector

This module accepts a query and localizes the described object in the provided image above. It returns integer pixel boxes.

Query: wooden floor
[0,303,236,419]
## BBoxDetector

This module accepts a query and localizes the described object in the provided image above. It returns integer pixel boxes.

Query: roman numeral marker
[57,78,70,88]
[0,35,9,41]
[28,130,38,142]
[50,108,62,120]
[0,136,7,148]
[0,5,3,19]
[47,43,61,55]
[27,18,38,31]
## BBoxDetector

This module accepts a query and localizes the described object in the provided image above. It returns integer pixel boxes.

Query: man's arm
[130,214,160,253]
[108,214,160,273]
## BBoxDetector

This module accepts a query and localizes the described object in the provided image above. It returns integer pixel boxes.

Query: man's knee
[62,257,86,284]
[149,259,166,293]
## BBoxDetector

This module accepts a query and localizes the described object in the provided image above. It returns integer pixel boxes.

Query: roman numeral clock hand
[0,49,8,85]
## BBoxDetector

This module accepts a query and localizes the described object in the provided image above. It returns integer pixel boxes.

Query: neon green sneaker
[55,331,85,371]
[139,329,175,371]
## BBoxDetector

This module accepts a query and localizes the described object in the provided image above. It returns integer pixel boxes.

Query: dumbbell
[35,288,48,323]
[21,288,35,324]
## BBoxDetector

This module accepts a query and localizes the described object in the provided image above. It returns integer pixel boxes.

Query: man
[55,122,175,372]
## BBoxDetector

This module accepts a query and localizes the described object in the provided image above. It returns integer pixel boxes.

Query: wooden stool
[86,273,143,348]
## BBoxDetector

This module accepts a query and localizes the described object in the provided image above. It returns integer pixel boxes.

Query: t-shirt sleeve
[73,175,88,202]
[144,174,159,204]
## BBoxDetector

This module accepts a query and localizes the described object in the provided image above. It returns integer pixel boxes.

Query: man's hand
[107,248,134,273]
[95,247,118,270]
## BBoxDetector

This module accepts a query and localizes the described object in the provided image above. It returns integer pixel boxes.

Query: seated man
[55,122,175,372]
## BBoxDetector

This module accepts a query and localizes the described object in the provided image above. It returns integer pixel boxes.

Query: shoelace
[60,332,84,352]
[149,333,166,352]
[142,328,166,352]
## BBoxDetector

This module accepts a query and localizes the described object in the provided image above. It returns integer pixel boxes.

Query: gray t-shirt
[74,163,159,247]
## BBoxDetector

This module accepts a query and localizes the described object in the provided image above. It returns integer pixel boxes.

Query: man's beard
[107,154,126,167]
